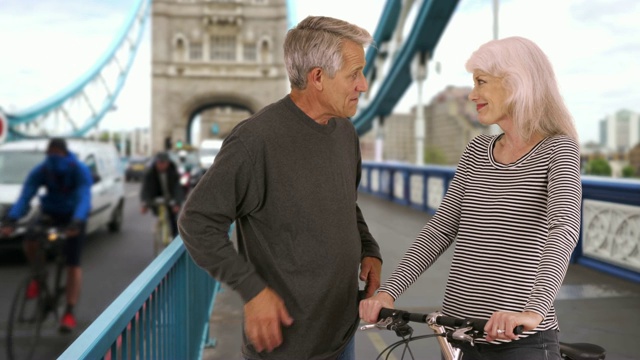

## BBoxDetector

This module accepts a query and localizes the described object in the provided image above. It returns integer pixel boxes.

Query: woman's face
[468,70,510,126]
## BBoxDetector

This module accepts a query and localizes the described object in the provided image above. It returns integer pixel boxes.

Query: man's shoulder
[239,98,290,129]
[227,98,290,141]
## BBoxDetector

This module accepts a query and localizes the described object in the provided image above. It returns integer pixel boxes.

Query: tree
[586,158,612,176]
[621,165,636,178]
[424,146,448,165]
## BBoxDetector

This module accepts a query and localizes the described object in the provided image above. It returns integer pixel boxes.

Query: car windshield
[0,151,45,184]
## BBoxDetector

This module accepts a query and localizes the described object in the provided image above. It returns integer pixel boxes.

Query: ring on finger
[496,329,505,334]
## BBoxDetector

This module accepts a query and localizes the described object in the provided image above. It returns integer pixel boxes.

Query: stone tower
[151,0,289,151]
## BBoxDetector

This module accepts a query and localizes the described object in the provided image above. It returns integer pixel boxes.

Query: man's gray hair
[284,16,373,90]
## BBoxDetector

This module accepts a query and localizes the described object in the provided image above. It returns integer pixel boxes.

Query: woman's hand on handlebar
[359,291,395,324]
[485,310,543,341]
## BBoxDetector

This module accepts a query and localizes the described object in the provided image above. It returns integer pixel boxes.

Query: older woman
[360,36,581,360]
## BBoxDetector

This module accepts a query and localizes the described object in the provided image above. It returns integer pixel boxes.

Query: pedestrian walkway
[203,192,640,360]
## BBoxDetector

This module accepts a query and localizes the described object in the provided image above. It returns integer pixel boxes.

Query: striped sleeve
[524,138,582,317]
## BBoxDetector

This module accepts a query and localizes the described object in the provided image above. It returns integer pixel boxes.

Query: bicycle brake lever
[450,326,476,346]
[359,317,393,331]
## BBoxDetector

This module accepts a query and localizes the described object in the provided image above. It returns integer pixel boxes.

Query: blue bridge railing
[59,237,220,360]
[360,161,640,284]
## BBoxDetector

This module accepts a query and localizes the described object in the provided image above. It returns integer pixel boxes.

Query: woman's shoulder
[542,134,580,151]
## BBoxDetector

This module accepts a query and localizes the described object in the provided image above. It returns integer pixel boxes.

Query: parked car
[0,138,126,252]
[125,156,150,182]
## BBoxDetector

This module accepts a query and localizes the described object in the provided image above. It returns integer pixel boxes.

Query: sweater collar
[282,95,337,135]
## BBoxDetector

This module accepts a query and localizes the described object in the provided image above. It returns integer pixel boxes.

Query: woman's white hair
[284,16,373,90]
[465,36,578,142]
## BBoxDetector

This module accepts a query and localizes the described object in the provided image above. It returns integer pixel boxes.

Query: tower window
[210,35,236,61]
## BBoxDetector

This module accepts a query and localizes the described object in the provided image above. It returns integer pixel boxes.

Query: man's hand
[359,291,394,324]
[243,287,294,353]
[359,256,382,298]
[140,206,148,214]
[172,205,180,214]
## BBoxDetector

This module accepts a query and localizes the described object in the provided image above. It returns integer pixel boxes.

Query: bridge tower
[151,0,289,152]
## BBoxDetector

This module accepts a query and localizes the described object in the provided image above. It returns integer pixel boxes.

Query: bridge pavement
[203,192,640,360]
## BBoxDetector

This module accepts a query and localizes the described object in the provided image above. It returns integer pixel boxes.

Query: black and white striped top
[379,134,582,341]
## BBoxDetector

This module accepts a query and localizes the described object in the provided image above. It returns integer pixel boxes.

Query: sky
[0,0,639,144]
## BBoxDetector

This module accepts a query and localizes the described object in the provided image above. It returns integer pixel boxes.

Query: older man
[179,16,382,360]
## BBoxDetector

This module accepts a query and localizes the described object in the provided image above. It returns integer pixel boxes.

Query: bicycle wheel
[6,277,47,360]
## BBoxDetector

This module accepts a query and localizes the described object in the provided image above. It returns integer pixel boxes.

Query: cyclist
[140,151,184,238]
[0,137,92,333]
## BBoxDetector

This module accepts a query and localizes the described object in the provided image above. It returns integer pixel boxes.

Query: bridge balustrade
[360,162,640,283]
[59,237,219,360]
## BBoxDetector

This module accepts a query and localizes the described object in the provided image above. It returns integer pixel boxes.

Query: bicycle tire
[6,277,46,360]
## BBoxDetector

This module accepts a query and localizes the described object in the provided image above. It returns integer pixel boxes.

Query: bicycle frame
[153,197,174,255]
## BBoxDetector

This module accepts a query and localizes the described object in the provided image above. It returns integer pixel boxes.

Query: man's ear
[308,67,324,91]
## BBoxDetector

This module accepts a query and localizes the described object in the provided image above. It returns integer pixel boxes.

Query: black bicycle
[360,307,606,360]
[5,220,69,360]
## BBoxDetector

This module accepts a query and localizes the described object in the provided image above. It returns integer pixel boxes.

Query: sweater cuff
[234,273,268,303]
[362,249,383,264]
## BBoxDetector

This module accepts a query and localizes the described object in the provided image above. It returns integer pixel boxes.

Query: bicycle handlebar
[0,222,69,243]
[378,308,524,335]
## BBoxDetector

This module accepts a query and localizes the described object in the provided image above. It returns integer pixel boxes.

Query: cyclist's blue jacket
[8,152,92,222]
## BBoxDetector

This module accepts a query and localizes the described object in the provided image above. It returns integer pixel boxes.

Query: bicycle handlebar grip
[378,308,428,323]
[378,308,400,320]
[436,315,465,328]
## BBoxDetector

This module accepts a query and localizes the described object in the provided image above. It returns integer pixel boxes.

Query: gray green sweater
[178,95,381,360]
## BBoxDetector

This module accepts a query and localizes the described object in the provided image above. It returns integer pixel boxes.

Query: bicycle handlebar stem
[427,312,464,360]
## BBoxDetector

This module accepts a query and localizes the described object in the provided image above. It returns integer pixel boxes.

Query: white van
[0,138,126,250]
[198,139,224,169]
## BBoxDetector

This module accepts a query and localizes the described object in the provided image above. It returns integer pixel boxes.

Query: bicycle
[360,307,606,360]
[153,196,175,256]
[4,219,69,360]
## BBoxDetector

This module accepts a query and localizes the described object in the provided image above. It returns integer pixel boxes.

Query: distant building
[131,127,151,156]
[422,86,490,165]
[599,109,640,153]
[361,85,490,165]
